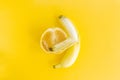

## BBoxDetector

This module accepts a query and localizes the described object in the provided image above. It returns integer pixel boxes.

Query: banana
[53,15,80,68]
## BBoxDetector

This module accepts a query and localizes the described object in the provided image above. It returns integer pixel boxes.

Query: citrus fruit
[40,27,67,53]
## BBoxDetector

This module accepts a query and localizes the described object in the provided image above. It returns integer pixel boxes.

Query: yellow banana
[53,15,80,68]
[53,42,80,68]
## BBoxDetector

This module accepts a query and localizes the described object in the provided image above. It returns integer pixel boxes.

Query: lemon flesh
[41,27,67,53]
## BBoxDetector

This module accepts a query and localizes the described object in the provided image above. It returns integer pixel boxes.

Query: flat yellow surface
[0,0,120,80]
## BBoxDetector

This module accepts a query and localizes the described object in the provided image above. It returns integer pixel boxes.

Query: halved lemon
[40,27,67,53]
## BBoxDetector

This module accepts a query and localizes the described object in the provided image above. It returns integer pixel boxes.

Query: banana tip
[58,15,64,19]
[53,64,62,69]
[53,65,56,69]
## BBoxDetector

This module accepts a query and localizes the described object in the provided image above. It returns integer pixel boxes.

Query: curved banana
[53,42,80,68]
[53,15,80,68]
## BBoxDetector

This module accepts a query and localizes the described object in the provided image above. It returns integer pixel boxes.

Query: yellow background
[0,0,120,80]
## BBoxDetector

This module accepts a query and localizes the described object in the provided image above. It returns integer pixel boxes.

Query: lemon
[40,27,67,53]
